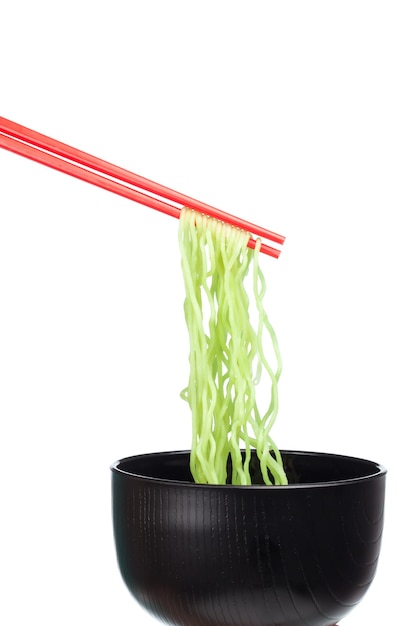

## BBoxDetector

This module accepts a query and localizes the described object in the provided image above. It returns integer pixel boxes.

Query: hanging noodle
[179,208,288,486]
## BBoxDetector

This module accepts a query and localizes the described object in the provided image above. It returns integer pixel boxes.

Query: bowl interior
[112,449,385,486]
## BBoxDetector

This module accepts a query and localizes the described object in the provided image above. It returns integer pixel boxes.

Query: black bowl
[111,450,386,626]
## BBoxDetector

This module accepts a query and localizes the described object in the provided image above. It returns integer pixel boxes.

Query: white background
[1,2,414,624]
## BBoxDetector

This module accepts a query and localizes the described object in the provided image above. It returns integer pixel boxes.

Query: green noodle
[179,208,288,486]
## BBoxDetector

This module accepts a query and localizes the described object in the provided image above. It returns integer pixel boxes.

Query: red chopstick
[0,117,285,258]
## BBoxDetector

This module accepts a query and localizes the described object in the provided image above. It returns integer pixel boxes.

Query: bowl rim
[110,449,387,490]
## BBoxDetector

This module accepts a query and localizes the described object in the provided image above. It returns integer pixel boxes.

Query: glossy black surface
[111,450,386,626]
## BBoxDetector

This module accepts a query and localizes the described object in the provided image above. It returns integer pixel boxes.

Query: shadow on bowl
[111,450,386,626]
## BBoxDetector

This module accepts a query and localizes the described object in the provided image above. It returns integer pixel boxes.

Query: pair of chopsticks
[0,117,285,258]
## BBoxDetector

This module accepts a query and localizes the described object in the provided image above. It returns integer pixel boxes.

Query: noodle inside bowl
[111,449,386,626]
